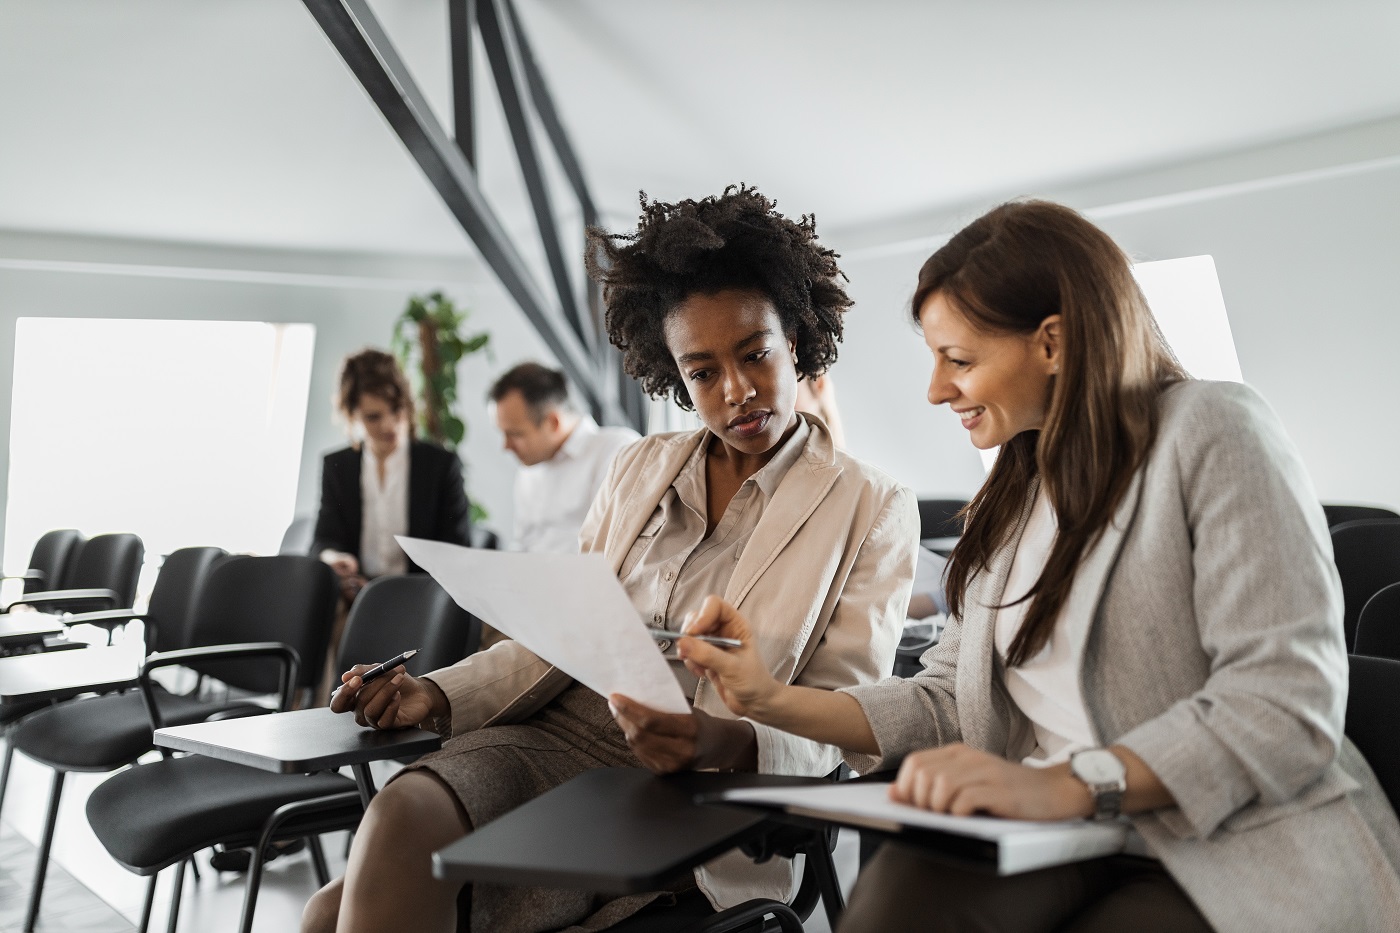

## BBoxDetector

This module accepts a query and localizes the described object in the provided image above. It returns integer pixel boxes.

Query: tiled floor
[0,743,856,933]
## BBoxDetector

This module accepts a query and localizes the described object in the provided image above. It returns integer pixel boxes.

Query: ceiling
[2,0,1399,257]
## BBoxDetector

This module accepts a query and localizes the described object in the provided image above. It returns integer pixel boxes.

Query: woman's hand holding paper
[608,695,757,774]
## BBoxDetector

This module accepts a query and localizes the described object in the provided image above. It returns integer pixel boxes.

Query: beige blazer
[423,414,919,908]
[846,381,1400,933]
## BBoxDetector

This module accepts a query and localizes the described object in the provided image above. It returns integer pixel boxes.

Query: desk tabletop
[0,613,67,646]
[154,706,442,774]
[0,645,142,703]
[432,767,825,893]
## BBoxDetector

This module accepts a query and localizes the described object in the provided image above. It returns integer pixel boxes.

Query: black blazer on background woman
[312,440,473,574]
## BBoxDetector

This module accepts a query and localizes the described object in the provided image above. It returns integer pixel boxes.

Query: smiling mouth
[956,406,985,425]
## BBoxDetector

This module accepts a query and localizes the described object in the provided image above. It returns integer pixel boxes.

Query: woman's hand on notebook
[891,744,1094,821]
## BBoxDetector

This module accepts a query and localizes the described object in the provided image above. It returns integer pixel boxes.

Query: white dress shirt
[513,417,640,554]
[359,441,409,577]
[993,488,1097,767]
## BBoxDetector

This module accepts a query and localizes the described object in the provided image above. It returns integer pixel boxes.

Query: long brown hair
[918,201,1187,666]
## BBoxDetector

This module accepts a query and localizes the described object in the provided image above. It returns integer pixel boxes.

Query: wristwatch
[1069,748,1127,821]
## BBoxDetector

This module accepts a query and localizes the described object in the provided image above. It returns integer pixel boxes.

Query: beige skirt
[399,683,693,933]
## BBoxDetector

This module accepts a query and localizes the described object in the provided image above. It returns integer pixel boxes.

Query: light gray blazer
[845,381,1400,933]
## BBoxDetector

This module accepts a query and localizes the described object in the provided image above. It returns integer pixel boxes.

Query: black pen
[646,627,742,650]
[358,648,419,685]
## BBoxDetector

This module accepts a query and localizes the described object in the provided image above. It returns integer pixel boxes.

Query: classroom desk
[0,644,141,703]
[0,614,67,649]
[432,767,843,928]
[153,706,442,808]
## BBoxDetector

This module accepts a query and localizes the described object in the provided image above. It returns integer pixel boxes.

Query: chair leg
[307,835,330,888]
[166,859,187,933]
[240,843,267,933]
[0,725,15,816]
[188,852,201,882]
[22,770,65,933]
[139,873,158,933]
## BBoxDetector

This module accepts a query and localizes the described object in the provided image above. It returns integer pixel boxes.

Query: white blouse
[993,489,1097,767]
[359,442,409,577]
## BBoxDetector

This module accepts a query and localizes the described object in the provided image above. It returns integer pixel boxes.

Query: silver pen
[646,626,742,650]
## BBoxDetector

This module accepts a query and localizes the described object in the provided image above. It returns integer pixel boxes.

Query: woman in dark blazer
[311,349,472,706]
[313,348,472,602]
[312,441,473,581]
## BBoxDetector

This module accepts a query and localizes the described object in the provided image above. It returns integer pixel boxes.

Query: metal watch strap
[1088,783,1124,821]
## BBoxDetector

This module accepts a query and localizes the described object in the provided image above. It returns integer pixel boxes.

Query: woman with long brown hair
[677,200,1400,931]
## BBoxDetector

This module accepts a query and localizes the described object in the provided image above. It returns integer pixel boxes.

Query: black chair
[85,568,469,933]
[5,532,144,618]
[0,529,83,601]
[337,574,480,677]
[185,555,339,706]
[1354,582,1400,663]
[278,515,317,556]
[1331,520,1400,649]
[1345,655,1400,813]
[1324,504,1400,529]
[917,498,967,546]
[470,527,502,550]
[9,547,236,931]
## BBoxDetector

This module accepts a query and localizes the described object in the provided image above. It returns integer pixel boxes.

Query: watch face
[1073,750,1125,784]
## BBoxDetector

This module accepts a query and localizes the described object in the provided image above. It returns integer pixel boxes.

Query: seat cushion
[0,698,51,727]
[13,688,263,770]
[86,755,355,872]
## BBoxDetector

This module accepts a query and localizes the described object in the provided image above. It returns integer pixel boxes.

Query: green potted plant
[392,291,492,521]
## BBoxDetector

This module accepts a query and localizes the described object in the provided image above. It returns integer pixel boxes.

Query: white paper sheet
[396,537,690,715]
[722,783,1127,874]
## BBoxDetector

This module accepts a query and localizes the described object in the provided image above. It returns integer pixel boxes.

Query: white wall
[0,231,555,557]
[826,115,1400,511]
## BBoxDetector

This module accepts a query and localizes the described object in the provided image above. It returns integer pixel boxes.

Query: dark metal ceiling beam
[448,0,476,169]
[477,0,589,353]
[506,0,598,227]
[301,0,619,424]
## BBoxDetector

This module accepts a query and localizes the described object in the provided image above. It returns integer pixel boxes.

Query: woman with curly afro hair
[305,186,920,933]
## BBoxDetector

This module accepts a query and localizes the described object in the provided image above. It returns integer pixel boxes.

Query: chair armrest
[63,608,145,627]
[139,643,301,730]
[10,588,121,612]
[203,706,274,723]
[0,570,45,583]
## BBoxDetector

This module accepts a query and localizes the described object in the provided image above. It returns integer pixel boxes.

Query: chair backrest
[1331,519,1400,649]
[145,547,227,654]
[278,514,317,556]
[1346,655,1400,814]
[1355,581,1400,663]
[24,529,83,595]
[185,555,338,693]
[61,533,145,606]
[338,575,480,677]
[1324,504,1400,529]
[470,527,501,551]
[917,498,968,540]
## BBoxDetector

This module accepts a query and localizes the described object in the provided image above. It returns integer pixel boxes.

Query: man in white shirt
[489,362,640,554]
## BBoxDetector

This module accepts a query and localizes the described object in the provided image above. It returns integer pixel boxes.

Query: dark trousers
[838,842,1213,933]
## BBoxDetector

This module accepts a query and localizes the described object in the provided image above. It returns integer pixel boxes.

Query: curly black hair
[585,184,851,410]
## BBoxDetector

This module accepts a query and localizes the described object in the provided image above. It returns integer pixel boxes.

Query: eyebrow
[677,329,775,365]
